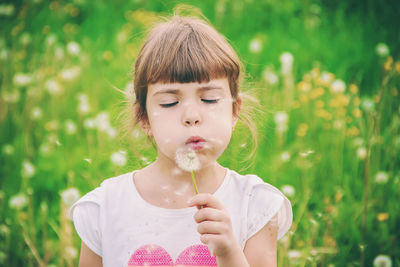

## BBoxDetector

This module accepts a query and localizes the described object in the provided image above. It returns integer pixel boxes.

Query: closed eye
[160,101,178,108]
[202,99,219,104]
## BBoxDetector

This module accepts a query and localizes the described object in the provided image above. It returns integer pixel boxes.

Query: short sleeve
[246,183,292,241]
[71,202,102,256]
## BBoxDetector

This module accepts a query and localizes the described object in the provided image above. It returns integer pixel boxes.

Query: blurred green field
[1,0,399,266]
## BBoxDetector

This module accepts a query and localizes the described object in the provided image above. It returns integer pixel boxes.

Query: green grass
[1,0,399,266]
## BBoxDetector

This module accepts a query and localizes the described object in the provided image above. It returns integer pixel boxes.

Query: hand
[187,193,241,258]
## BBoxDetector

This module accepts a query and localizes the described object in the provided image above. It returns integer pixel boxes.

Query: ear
[138,116,152,137]
[232,95,242,129]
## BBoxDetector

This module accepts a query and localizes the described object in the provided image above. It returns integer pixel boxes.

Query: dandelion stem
[191,170,199,195]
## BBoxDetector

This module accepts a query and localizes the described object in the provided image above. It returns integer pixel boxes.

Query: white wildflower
[274,111,289,132]
[65,120,77,135]
[375,171,389,184]
[59,66,81,81]
[288,250,302,260]
[13,73,34,87]
[330,79,346,94]
[376,43,390,57]
[2,90,20,103]
[22,160,35,178]
[55,46,64,60]
[280,151,291,162]
[320,71,334,85]
[106,127,117,138]
[83,118,96,129]
[19,32,32,46]
[353,137,364,147]
[249,38,262,53]
[31,107,43,120]
[299,150,314,157]
[46,34,57,46]
[2,144,14,155]
[0,4,15,16]
[77,93,91,114]
[263,68,279,85]
[356,147,367,159]
[66,41,80,56]
[281,185,295,197]
[45,79,63,95]
[175,147,200,172]
[60,187,80,206]
[64,246,78,259]
[373,254,392,267]
[361,98,375,112]
[9,194,28,209]
[333,119,345,129]
[111,150,127,166]
[0,48,9,60]
[280,52,294,75]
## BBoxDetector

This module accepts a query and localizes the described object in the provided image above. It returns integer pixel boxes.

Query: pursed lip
[185,136,206,150]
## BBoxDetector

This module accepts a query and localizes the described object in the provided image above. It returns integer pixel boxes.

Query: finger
[193,208,223,223]
[197,221,223,235]
[187,193,225,210]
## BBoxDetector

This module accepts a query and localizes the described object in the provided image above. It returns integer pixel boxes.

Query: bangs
[136,17,240,85]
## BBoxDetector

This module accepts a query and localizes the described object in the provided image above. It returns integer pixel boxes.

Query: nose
[182,104,201,127]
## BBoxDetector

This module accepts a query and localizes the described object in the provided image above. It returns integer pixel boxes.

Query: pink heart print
[127,244,217,266]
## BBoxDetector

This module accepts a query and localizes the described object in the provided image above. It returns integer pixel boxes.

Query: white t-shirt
[70,169,292,267]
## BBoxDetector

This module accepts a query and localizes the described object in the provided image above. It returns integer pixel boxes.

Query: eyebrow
[152,85,223,96]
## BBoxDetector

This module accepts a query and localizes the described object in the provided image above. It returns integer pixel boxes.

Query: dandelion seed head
[281,185,295,197]
[0,4,15,16]
[64,246,78,259]
[13,73,34,87]
[376,43,390,57]
[60,187,80,207]
[330,79,346,94]
[31,107,43,120]
[65,120,77,135]
[22,160,35,178]
[2,144,14,155]
[280,52,294,74]
[280,151,291,162]
[67,41,80,56]
[2,90,20,103]
[60,66,81,81]
[263,68,279,85]
[356,147,367,159]
[19,32,32,46]
[9,194,28,210]
[249,38,262,53]
[373,254,392,267]
[111,150,127,166]
[45,79,63,95]
[175,147,200,172]
[375,171,389,184]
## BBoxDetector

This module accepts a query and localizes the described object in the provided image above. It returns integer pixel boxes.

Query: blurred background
[0,0,399,266]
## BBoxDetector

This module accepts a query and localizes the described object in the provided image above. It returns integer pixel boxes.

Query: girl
[71,15,292,267]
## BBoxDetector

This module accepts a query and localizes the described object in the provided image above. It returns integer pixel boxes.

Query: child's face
[145,78,238,169]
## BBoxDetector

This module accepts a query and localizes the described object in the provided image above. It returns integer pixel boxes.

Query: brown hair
[133,15,242,124]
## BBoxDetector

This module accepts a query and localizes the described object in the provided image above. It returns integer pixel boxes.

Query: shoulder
[227,169,293,240]
[69,171,134,217]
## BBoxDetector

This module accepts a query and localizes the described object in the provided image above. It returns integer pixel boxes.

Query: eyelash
[160,99,219,108]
